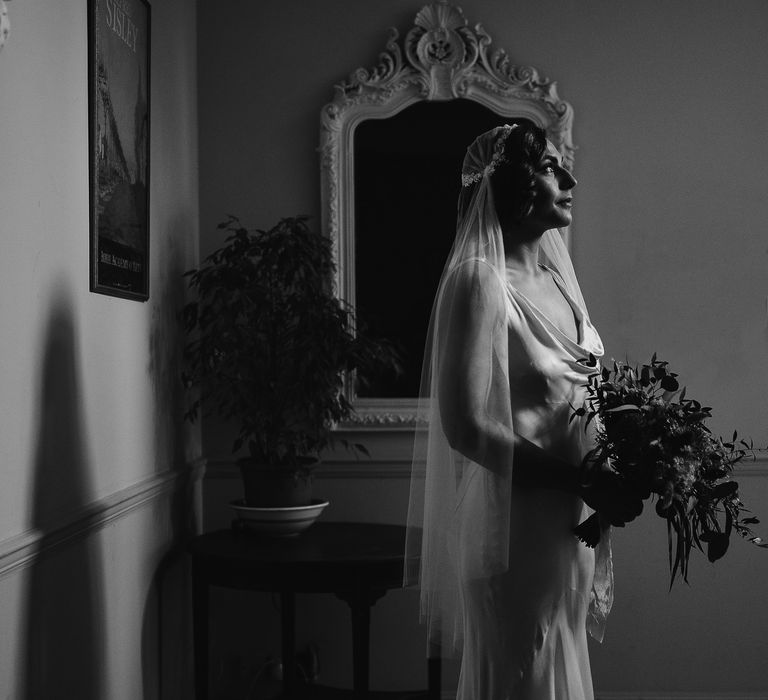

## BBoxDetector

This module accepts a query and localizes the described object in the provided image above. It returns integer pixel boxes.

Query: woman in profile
[405,123,641,699]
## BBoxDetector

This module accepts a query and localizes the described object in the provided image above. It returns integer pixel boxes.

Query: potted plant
[181,215,399,516]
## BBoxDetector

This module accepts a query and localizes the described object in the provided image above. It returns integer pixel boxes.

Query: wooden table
[188,522,440,699]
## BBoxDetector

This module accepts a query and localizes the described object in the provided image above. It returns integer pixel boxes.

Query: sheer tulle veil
[403,124,612,655]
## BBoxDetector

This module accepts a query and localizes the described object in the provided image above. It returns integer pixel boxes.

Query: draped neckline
[505,264,593,354]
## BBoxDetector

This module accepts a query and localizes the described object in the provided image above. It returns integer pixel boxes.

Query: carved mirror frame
[320,0,574,430]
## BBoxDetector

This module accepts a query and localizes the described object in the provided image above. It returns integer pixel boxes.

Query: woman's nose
[560,169,577,189]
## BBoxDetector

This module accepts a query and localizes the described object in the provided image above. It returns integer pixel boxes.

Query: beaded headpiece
[460,123,517,187]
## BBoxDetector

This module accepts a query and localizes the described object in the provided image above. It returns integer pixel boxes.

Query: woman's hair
[490,121,547,228]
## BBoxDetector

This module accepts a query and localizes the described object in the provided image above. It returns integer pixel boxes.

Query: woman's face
[526,140,577,231]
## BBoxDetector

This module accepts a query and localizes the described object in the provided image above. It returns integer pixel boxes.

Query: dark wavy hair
[490,122,548,228]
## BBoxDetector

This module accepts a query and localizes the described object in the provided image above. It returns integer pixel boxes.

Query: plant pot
[229,499,329,537]
[237,458,317,508]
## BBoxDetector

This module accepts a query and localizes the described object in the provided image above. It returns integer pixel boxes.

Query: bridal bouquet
[572,354,767,586]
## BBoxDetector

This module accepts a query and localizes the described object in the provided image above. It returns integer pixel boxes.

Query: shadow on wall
[141,222,199,700]
[148,225,194,475]
[20,288,105,699]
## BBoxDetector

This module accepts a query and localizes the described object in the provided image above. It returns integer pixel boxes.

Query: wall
[0,0,200,698]
[197,1,768,697]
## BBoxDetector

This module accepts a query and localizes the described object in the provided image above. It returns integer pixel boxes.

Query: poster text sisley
[105,0,139,53]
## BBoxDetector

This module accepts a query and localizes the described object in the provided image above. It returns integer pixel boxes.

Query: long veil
[403,125,613,656]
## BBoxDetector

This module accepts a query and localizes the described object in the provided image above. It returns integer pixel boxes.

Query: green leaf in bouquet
[661,375,680,392]
[682,505,694,580]
[573,512,602,548]
[569,404,587,424]
[604,404,641,414]
[712,481,739,498]
[704,532,730,562]
[669,509,683,585]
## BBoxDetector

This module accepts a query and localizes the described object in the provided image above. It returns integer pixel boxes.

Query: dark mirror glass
[354,100,533,397]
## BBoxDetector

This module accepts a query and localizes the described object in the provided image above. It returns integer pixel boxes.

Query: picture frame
[88,0,151,301]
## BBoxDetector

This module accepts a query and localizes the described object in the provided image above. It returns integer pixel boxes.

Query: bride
[405,123,642,699]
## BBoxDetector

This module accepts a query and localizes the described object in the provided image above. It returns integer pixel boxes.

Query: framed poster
[88,0,151,300]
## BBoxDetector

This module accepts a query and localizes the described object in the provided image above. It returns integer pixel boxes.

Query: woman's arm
[436,263,578,491]
[436,263,511,474]
[435,263,643,525]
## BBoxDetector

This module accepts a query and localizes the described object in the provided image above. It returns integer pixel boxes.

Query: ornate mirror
[320,0,574,428]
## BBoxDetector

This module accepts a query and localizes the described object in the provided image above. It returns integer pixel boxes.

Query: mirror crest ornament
[320,1,574,429]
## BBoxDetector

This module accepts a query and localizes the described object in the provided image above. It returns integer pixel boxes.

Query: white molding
[340,398,422,431]
[319,1,574,430]
[0,460,205,579]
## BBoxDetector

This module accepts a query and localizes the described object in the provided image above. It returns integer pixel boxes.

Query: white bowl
[229,499,329,536]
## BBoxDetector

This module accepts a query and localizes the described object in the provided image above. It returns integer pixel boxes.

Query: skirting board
[0,459,205,579]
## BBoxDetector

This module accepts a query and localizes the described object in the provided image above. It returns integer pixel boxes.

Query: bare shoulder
[446,258,506,304]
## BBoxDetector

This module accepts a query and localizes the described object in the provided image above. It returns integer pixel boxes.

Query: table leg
[349,596,370,696]
[336,587,386,698]
[281,591,297,693]
[192,568,209,700]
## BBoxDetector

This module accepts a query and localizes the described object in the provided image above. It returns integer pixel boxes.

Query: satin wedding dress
[404,124,613,700]
[456,265,604,700]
